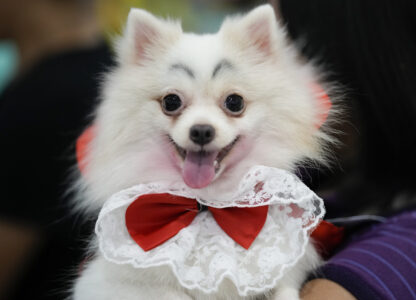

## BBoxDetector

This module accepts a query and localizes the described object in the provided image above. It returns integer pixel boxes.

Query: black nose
[189,124,215,146]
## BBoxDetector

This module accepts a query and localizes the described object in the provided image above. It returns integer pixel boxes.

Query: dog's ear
[220,5,282,59]
[118,9,182,65]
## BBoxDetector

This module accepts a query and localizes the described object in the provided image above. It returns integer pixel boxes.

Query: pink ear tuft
[247,18,272,55]
[132,21,159,61]
[121,9,181,64]
[219,5,278,59]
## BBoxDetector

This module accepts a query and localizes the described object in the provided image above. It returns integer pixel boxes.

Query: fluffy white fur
[73,5,334,300]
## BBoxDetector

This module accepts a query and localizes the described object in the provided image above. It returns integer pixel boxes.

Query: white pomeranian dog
[72,4,336,300]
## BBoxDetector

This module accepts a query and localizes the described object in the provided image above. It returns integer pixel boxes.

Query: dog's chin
[169,136,240,189]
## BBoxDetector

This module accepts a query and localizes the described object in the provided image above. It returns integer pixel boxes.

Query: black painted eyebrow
[170,63,195,78]
[212,59,234,78]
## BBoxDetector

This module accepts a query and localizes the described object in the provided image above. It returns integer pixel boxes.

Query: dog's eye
[162,94,183,114]
[224,94,245,115]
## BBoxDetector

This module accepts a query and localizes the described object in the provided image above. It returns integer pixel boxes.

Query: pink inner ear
[247,19,272,55]
[134,22,158,61]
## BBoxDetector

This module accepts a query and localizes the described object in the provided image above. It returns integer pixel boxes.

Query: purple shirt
[319,210,416,299]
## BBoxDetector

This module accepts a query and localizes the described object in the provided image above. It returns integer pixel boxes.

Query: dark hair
[279,0,416,214]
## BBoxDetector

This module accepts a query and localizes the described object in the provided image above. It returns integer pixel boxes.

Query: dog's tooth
[214,160,221,173]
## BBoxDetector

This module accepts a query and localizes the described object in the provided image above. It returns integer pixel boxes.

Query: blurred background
[1,0,415,299]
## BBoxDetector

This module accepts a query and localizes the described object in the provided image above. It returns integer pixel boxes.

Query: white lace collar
[95,165,325,296]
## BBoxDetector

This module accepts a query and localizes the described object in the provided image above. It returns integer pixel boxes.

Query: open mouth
[169,136,240,189]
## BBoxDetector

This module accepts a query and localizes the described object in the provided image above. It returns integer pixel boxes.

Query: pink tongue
[182,151,218,189]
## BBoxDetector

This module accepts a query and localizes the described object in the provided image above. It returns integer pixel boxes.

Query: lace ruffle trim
[96,166,325,296]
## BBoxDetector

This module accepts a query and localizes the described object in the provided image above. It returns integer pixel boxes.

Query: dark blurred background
[1,0,415,299]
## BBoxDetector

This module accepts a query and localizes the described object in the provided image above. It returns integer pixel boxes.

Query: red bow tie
[125,193,344,253]
[126,193,268,251]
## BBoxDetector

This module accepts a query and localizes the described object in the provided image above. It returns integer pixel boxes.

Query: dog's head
[82,5,334,208]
